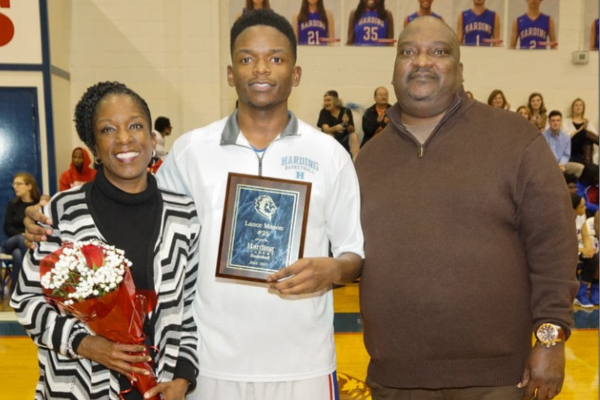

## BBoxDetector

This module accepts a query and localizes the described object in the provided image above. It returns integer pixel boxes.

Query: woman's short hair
[74,81,151,154]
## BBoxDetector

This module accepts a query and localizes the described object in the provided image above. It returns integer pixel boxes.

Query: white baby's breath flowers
[41,240,131,305]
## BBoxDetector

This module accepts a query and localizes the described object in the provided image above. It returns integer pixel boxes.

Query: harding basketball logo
[281,155,319,180]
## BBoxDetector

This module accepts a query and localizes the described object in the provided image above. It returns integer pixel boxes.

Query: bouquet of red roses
[40,239,159,399]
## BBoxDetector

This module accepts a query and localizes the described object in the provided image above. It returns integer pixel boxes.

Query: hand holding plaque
[216,173,311,282]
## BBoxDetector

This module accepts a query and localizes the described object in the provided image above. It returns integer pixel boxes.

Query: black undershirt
[89,169,159,399]
[90,168,159,291]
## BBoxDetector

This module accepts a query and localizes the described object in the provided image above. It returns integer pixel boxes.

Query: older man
[361,87,392,147]
[355,16,577,400]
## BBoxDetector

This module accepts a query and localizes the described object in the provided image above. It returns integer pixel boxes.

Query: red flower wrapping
[40,242,160,399]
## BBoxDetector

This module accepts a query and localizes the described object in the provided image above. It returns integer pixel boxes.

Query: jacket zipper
[392,99,463,159]
[232,136,289,177]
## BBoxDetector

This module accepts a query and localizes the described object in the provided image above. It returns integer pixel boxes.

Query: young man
[160,11,363,398]
[361,86,391,147]
[456,0,501,46]
[58,147,96,191]
[25,9,364,400]
[542,110,571,171]
[152,116,172,159]
[510,0,557,49]
[356,16,577,400]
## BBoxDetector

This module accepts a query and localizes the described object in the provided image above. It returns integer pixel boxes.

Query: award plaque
[216,173,311,282]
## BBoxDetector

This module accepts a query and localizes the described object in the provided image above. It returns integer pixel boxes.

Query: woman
[235,0,270,21]
[59,147,96,191]
[563,98,599,166]
[11,82,200,400]
[317,90,359,160]
[516,105,531,121]
[487,89,510,110]
[3,172,40,295]
[293,0,335,45]
[527,92,547,132]
[347,0,394,46]
[572,192,599,308]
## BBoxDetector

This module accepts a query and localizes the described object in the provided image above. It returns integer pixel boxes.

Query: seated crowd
[316,87,598,177]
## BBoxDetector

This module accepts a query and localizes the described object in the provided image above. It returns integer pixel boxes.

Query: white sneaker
[574,297,594,308]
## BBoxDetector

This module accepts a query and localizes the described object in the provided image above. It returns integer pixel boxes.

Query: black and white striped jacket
[11,184,200,399]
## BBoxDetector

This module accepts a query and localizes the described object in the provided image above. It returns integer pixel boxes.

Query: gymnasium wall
[39,0,600,179]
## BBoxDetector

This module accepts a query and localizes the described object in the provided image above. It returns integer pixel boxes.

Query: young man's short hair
[548,110,562,119]
[154,116,171,132]
[230,9,297,61]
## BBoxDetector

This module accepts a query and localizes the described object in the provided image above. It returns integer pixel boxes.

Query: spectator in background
[516,105,531,121]
[347,0,394,46]
[235,0,271,21]
[576,163,599,217]
[293,0,335,45]
[457,0,501,46]
[147,151,163,175]
[541,110,571,172]
[572,192,599,308]
[59,147,96,191]
[564,172,579,194]
[153,116,172,159]
[361,86,391,147]
[317,90,360,160]
[487,89,510,110]
[563,98,599,167]
[510,0,557,49]
[404,0,443,27]
[3,172,40,294]
[587,211,599,265]
[527,92,548,131]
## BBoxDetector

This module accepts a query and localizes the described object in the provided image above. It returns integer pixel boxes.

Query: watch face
[538,324,559,343]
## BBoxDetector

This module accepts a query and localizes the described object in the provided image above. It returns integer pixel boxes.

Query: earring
[152,149,156,158]
[94,158,102,165]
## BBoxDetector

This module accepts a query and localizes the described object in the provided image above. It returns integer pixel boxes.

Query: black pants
[580,253,599,282]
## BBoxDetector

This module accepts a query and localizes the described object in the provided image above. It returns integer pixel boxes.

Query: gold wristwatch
[535,323,566,348]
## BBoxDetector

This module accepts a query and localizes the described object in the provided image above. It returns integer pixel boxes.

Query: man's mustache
[407,68,439,82]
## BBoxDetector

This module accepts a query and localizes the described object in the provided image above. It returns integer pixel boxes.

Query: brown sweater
[355,90,578,389]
